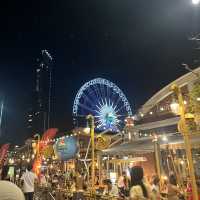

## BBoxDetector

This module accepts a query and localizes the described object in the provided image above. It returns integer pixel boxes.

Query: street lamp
[192,0,200,5]
[171,84,198,200]
[86,115,95,193]
[152,135,161,183]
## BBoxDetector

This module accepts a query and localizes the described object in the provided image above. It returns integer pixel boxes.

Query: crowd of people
[0,163,198,200]
[0,164,37,200]
[97,166,196,200]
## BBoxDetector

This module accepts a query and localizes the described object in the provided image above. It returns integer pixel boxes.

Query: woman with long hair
[129,166,151,200]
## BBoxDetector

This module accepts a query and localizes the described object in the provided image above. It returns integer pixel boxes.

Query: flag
[33,128,58,175]
[0,144,10,167]
[39,128,58,152]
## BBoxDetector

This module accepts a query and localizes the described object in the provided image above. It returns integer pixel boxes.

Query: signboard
[54,136,78,161]
[96,135,111,150]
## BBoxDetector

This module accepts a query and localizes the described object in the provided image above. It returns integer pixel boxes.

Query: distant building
[27,50,53,135]
[133,66,200,137]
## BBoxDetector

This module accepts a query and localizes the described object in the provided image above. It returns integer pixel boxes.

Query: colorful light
[95,103,119,130]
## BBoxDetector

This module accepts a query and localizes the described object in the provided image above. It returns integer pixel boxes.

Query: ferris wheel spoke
[92,83,102,102]
[97,100,103,108]
[93,84,101,100]
[95,104,101,111]
[113,94,122,110]
[106,85,110,100]
[99,97,105,106]
[99,83,105,102]
[82,92,95,106]
[99,85,104,99]
[115,104,126,114]
[87,88,99,103]
[79,103,96,114]
[104,98,108,106]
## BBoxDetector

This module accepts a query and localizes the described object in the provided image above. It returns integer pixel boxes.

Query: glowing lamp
[170,100,180,115]
[162,175,168,181]
[83,127,90,134]
[192,0,200,5]
[180,160,184,165]
[162,135,168,142]
[9,158,14,164]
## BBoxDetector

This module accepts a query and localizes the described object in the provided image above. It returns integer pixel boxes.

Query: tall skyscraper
[27,50,53,135]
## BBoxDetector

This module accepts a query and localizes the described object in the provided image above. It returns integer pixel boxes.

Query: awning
[102,133,200,155]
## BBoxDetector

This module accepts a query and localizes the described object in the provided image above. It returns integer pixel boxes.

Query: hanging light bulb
[162,135,168,142]
[192,0,200,5]
[170,99,180,115]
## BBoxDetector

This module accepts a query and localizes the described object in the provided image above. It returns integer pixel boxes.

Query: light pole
[86,115,95,192]
[152,135,161,183]
[171,84,198,200]
[34,134,41,159]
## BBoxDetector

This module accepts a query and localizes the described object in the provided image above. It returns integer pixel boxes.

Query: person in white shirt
[0,180,25,200]
[21,164,38,200]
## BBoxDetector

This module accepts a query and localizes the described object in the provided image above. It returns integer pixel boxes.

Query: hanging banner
[39,128,58,152]
[0,144,10,167]
[33,128,58,175]
[54,136,78,161]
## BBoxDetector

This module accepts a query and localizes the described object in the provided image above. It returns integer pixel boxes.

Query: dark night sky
[0,0,199,144]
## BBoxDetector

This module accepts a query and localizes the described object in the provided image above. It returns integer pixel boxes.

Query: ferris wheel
[73,78,132,132]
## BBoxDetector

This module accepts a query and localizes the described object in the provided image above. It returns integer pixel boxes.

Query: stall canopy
[102,133,200,155]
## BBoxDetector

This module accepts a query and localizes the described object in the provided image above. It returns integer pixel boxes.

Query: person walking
[21,164,38,200]
[129,166,152,200]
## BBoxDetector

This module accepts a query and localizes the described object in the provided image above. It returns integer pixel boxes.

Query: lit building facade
[27,50,53,135]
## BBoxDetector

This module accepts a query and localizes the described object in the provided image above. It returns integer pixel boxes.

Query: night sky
[0,0,199,144]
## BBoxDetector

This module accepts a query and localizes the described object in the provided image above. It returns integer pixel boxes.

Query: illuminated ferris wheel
[73,78,132,132]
